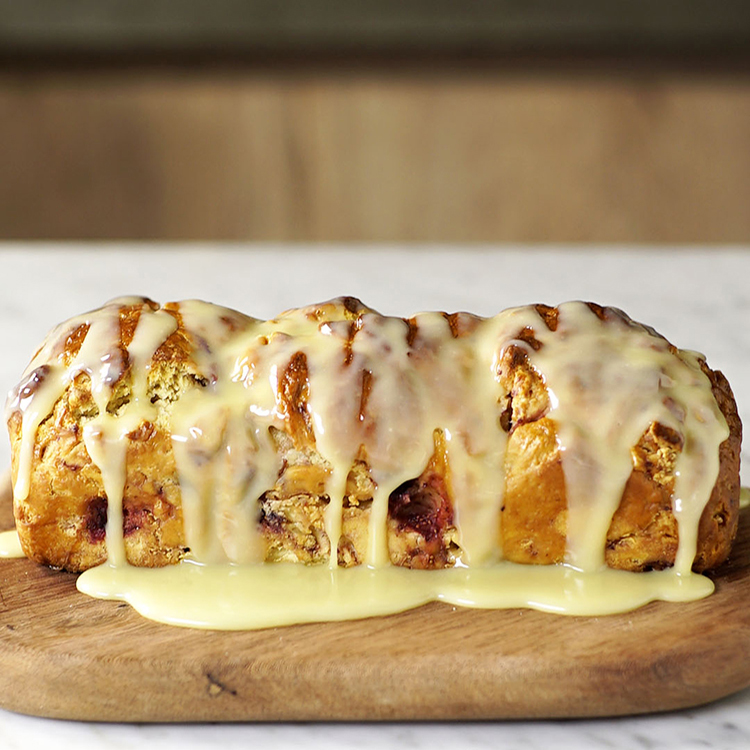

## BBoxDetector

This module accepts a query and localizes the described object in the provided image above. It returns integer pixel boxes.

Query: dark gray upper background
[1,0,749,57]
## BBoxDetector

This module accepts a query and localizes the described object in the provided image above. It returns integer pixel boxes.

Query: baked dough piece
[5,297,742,574]
[496,304,741,572]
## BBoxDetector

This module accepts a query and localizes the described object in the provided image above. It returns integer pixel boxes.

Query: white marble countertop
[0,243,748,749]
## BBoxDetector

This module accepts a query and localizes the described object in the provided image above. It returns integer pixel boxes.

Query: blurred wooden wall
[1,59,749,242]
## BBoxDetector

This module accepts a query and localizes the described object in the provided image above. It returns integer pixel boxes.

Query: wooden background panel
[0,64,748,242]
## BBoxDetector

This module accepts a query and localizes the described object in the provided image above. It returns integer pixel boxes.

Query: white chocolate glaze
[3,297,733,629]
[76,558,714,630]
[0,530,22,558]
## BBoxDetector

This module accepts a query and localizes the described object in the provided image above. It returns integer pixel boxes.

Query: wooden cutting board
[1,474,749,723]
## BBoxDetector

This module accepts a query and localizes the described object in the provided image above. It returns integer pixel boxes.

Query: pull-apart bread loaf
[5,297,742,576]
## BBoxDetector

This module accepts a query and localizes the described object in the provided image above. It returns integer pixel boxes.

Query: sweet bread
[5,297,742,579]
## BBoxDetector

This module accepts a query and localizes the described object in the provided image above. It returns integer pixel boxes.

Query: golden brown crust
[498,325,742,573]
[8,299,206,570]
[7,299,742,576]
[693,366,742,570]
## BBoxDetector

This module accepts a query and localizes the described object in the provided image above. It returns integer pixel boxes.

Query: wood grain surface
[1,475,749,722]
[1,64,749,243]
